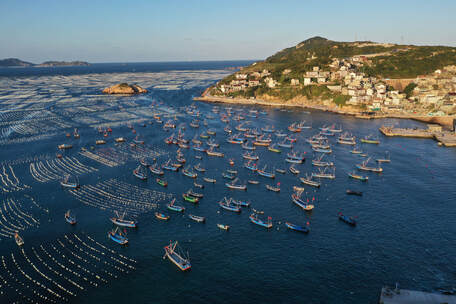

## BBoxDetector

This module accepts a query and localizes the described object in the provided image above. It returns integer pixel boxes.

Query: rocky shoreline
[194,94,455,129]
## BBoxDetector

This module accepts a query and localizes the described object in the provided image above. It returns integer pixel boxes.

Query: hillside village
[208,40,456,117]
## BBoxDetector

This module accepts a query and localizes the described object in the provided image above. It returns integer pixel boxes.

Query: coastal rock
[102,83,148,94]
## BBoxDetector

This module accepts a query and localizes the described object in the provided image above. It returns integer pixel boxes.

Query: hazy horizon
[1,0,455,63]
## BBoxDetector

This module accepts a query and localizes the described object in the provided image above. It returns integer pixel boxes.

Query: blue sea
[0,61,455,303]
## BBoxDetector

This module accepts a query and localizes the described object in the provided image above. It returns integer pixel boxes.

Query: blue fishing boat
[182,167,197,178]
[291,193,314,211]
[222,172,236,180]
[163,241,191,271]
[244,161,257,171]
[225,178,247,190]
[150,164,164,175]
[108,228,128,245]
[155,212,170,221]
[285,222,310,233]
[60,174,79,189]
[249,213,272,229]
[133,165,147,180]
[110,212,138,228]
[338,212,357,226]
[219,197,242,213]
[167,198,185,212]
[257,165,275,179]
[163,160,179,171]
[242,151,259,160]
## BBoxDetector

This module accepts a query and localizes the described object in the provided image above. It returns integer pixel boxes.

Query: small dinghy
[188,214,205,223]
[167,198,185,212]
[338,212,357,226]
[346,189,363,196]
[155,212,170,221]
[217,224,230,231]
[108,228,128,245]
[15,232,24,246]
[65,210,77,225]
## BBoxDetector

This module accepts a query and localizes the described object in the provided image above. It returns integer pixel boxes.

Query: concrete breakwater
[379,126,456,147]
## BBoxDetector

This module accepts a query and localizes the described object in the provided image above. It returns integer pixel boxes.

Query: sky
[0,0,455,63]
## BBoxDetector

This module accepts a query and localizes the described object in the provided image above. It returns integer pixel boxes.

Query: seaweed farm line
[0,63,454,304]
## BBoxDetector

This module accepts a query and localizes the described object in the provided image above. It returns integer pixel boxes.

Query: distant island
[196,36,456,128]
[0,58,90,67]
[102,83,148,94]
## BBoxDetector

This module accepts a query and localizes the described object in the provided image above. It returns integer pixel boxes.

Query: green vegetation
[333,94,351,106]
[403,82,418,98]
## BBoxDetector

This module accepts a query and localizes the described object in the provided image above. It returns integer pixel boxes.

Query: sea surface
[0,61,455,304]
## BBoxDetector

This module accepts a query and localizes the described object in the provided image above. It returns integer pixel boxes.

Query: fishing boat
[188,214,205,223]
[194,163,206,172]
[249,213,272,229]
[167,198,185,212]
[133,165,147,180]
[288,123,301,133]
[312,146,332,153]
[257,165,275,179]
[348,172,369,181]
[360,135,380,144]
[312,154,334,167]
[242,151,259,161]
[285,222,310,233]
[155,212,170,221]
[285,157,303,164]
[64,210,77,225]
[232,199,251,207]
[110,212,138,228]
[346,189,363,196]
[244,161,257,171]
[261,125,275,133]
[108,228,128,245]
[163,241,191,271]
[227,136,244,144]
[329,124,342,133]
[96,140,106,145]
[217,224,230,231]
[291,193,314,211]
[150,164,164,175]
[226,169,237,174]
[275,168,286,174]
[60,174,79,189]
[219,197,241,213]
[338,213,357,226]
[224,126,232,134]
[356,158,383,173]
[182,193,199,203]
[351,146,363,154]
[186,189,204,198]
[289,165,300,174]
[182,167,197,178]
[287,151,305,162]
[207,129,216,135]
[156,178,168,187]
[338,132,356,142]
[206,147,224,157]
[242,141,256,150]
[207,139,219,148]
[277,139,293,149]
[163,160,179,171]
[376,151,391,163]
[225,178,247,190]
[300,175,321,187]
[133,135,145,145]
[222,172,236,180]
[248,180,259,184]
[58,143,73,150]
[14,232,24,246]
[203,177,216,183]
[268,144,281,153]
[115,137,125,143]
[194,181,204,188]
[312,167,336,179]
[266,183,280,192]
